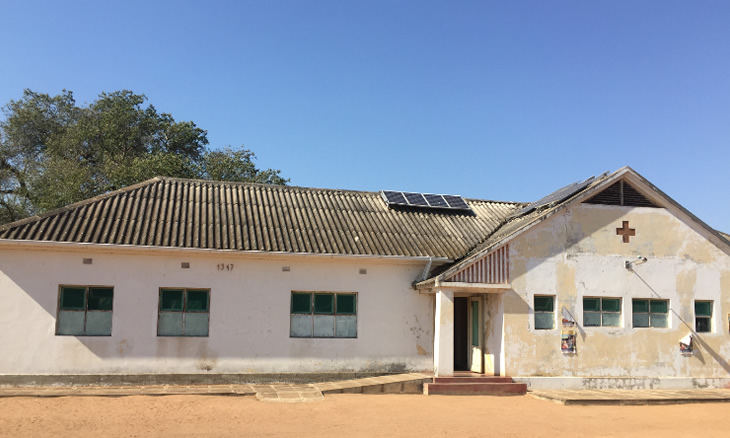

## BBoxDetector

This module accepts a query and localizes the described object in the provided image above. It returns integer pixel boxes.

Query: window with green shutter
[290,292,357,338]
[534,295,555,330]
[57,285,114,336]
[632,299,669,328]
[695,301,712,333]
[158,288,210,337]
[583,297,621,327]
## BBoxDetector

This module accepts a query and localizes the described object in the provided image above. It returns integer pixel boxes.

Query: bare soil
[0,394,728,437]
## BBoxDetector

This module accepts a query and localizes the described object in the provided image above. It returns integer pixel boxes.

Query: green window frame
[583,297,621,327]
[695,301,712,333]
[56,285,114,336]
[632,299,668,328]
[157,288,210,337]
[471,301,479,347]
[534,295,555,330]
[290,292,357,338]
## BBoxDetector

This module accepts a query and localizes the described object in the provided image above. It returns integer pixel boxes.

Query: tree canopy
[0,89,288,223]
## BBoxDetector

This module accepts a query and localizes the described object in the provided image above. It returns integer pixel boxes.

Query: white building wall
[0,245,434,375]
[504,203,730,379]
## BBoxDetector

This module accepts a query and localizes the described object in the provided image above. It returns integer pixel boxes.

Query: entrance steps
[424,373,527,396]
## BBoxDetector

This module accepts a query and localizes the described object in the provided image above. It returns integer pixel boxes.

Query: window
[290,292,357,338]
[632,299,668,328]
[534,295,555,330]
[158,288,210,336]
[695,301,712,333]
[583,297,621,327]
[56,285,114,336]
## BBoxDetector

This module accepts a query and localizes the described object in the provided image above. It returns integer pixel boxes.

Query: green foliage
[200,147,288,185]
[0,89,288,223]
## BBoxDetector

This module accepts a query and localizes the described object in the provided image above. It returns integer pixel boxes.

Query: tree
[200,147,288,185]
[0,89,288,223]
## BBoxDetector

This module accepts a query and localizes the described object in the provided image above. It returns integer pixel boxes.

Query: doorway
[453,297,469,371]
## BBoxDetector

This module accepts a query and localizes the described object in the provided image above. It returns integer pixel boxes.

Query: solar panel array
[513,176,597,217]
[381,191,472,212]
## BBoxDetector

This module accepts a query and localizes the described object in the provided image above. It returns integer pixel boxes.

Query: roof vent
[584,180,659,207]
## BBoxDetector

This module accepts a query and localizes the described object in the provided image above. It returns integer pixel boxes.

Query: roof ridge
[156,176,383,196]
[156,176,525,204]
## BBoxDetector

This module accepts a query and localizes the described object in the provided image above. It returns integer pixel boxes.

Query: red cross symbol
[616,221,635,243]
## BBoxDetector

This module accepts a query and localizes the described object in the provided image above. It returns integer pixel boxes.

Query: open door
[453,297,469,371]
[469,297,483,373]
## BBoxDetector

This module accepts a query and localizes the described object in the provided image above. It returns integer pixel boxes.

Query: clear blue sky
[2,1,729,231]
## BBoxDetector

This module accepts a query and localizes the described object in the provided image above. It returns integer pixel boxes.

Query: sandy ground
[1,394,728,437]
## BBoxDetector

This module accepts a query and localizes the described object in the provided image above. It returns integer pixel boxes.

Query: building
[1,166,728,389]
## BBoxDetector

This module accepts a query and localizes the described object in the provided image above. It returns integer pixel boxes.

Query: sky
[1,1,729,231]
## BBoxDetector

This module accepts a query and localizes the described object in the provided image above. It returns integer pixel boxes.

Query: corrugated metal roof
[455,172,613,262]
[419,171,616,284]
[0,177,522,260]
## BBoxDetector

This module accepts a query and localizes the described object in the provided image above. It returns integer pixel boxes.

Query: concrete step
[433,376,514,384]
[424,382,527,396]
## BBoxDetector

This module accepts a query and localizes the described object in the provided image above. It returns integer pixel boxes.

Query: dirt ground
[1,393,728,437]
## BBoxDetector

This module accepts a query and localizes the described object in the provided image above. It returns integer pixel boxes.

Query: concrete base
[515,376,730,391]
[530,388,730,405]
[0,372,416,387]
[0,373,433,401]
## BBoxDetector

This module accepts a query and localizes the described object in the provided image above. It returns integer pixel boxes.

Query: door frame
[468,296,484,373]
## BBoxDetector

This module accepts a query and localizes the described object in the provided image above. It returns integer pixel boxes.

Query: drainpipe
[420,257,433,282]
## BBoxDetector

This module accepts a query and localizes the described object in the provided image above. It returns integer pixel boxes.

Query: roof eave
[0,238,455,264]
[422,166,730,285]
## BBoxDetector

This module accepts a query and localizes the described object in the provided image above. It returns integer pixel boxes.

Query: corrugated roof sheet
[0,177,522,260]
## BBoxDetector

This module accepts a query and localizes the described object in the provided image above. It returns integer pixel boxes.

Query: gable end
[583,180,659,208]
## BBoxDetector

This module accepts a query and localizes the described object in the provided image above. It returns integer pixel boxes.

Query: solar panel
[404,192,428,206]
[443,195,469,210]
[382,191,407,205]
[380,190,472,213]
[513,176,597,217]
[424,193,448,208]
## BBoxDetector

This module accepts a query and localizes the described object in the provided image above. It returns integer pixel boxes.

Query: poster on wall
[561,331,576,353]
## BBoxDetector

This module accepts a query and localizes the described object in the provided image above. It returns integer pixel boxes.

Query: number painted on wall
[217,263,234,271]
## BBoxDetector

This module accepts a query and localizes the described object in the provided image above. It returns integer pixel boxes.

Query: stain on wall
[504,203,730,378]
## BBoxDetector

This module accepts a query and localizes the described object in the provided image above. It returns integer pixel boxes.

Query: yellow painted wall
[505,202,730,377]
